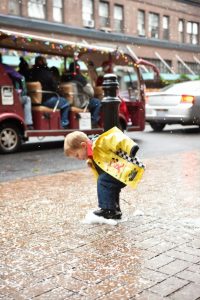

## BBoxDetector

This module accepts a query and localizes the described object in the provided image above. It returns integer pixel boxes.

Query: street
[0,124,200,182]
[1,124,200,299]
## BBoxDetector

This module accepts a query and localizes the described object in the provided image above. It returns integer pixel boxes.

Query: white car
[145,80,200,131]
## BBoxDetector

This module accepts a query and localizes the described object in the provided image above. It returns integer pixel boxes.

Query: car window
[96,65,138,91]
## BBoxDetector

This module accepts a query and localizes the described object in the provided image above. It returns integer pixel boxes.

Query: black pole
[101,73,121,132]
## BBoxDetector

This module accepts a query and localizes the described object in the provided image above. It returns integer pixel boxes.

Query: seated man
[0,55,33,129]
[28,56,70,129]
[62,61,101,128]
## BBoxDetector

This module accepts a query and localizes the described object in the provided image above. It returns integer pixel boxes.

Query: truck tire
[0,123,22,154]
[149,122,165,132]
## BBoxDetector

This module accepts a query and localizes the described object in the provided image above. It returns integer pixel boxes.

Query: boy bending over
[64,127,145,220]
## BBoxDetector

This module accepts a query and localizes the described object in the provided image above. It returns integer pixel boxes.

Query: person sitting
[50,66,60,85]
[62,61,101,128]
[0,54,33,129]
[18,56,30,81]
[28,56,70,129]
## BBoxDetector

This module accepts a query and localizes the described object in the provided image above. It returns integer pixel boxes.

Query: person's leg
[88,98,101,126]
[94,172,125,219]
[20,95,33,125]
[42,96,70,128]
[58,97,70,128]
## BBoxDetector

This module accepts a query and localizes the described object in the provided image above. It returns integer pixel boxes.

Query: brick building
[0,0,200,76]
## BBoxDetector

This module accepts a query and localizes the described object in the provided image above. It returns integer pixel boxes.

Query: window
[8,0,21,15]
[137,10,145,36]
[53,0,63,23]
[149,13,159,38]
[186,61,200,74]
[186,21,199,44]
[178,61,200,74]
[99,2,109,28]
[163,16,169,40]
[178,19,184,43]
[28,0,46,19]
[113,5,123,32]
[144,58,172,73]
[82,0,94,27]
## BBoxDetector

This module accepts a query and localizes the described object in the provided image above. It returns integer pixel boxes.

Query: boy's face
[70,142,88,160]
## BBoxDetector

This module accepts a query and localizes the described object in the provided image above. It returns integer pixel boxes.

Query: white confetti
[82,210,118,226]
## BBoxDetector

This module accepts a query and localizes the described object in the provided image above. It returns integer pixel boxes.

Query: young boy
[64,126,145,220]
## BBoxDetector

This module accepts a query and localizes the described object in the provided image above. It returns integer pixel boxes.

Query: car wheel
[149,122,166,132]
[0,123,22,154]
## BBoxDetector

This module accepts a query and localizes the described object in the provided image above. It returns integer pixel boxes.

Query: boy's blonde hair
[64,131,88,156]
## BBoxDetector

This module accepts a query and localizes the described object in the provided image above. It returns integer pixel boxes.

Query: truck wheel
[0,123,22,154]
[149,122,165,132]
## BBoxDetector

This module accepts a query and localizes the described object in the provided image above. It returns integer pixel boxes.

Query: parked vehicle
[145,80,200,131]
[0,28,158,153]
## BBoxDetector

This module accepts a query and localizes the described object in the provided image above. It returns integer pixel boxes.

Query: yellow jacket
[88,127,145,188]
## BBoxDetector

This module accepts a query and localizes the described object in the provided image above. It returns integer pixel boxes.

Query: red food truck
[0,29,159,153]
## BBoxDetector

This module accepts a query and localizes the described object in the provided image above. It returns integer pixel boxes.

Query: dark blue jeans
[97,172,126,210]
[43,96,70,128]
[88,98,101,125]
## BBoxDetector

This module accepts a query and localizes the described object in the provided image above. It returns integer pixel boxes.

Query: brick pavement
[0,150,200,299]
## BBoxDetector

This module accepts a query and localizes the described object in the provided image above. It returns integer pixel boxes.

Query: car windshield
[160,80,200,94]
[96,65,138,91]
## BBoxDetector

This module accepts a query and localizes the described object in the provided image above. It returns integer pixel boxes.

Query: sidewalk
[1,150,200,300]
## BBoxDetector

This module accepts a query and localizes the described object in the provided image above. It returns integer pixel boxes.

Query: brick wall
[0,0,199,73]
[0,0,199,41]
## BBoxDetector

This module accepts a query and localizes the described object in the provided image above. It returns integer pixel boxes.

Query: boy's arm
[130,144,139,157]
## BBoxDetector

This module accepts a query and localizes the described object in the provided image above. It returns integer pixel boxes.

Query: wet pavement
[1,149,200,299]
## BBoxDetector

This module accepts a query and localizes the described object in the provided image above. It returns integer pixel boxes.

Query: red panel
[69,111,79,129]
[32,110,60,130]
[0,64,24,120]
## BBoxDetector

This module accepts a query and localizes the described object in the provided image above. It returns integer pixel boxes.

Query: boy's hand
[130,145,139,157]
[87,160,93,168]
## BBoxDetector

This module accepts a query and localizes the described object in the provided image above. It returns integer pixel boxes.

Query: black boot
[93,208,122,220]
